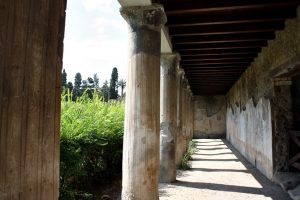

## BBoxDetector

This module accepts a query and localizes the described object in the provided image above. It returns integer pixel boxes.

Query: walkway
[159,139,291,200]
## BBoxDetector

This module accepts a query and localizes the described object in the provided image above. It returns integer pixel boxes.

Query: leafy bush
[60,91,124,199]
[179,140,198,170]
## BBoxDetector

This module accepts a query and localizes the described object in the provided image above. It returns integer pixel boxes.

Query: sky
[63,0,128,84]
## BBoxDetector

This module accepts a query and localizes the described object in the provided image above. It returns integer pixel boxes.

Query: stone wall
[226,7,300,179]
[193,96,226,139]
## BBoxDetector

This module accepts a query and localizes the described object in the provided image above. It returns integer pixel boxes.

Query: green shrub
[179,140,198,170]
[60,91,124,200]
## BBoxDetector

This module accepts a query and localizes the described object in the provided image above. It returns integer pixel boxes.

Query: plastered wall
[193,96,226,138]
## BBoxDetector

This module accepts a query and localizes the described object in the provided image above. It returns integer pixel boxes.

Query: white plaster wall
[193,96,226,138]
[227,98,273,179]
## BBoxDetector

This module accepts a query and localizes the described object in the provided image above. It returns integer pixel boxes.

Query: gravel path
[159,139,291,200]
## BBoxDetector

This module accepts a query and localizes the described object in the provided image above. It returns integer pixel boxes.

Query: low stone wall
[193,96,226,139]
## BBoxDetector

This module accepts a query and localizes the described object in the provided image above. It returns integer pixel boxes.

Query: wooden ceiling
[154,0,300,95]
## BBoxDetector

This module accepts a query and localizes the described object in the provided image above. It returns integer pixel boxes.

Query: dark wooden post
[0,0,66,199]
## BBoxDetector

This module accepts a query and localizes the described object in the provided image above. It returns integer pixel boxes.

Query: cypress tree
[109,67,118,99]
[73,72,82,100]
[61,69,67,91]
[102,80,109,102]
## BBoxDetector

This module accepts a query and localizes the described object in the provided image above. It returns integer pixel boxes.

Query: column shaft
[120,5,166,200]
[0,1,66,199]
[159,54,179,182]
[175,69,184,166]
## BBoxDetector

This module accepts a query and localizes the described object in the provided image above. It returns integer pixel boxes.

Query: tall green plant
[60,92,125,200]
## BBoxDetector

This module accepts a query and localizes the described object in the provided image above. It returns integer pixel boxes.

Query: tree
[61,69,67,91]
[84,77,95,99]
[109,67,119,100]
[87,77,94,89]
[66,82,73,92]
[93,74,99,90]
[118,79,126,100]
[73,73,82,100]
[81,80,88,90]
[101,80,109,102]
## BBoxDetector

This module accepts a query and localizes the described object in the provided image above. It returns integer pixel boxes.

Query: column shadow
[159,139,291,200]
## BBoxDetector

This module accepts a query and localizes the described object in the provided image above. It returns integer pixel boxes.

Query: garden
[60,91,124,199]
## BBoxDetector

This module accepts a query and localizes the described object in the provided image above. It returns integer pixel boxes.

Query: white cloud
[63,0,128,84]
[81,0,114,13]
[93,18,128,33]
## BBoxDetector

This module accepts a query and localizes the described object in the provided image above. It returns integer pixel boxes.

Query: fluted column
[182,79,189,152]
[175,69,184,166]
[120,5,166,200]
[0,1,66,199]
[159,54,180,183]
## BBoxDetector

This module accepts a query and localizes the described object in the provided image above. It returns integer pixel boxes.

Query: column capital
[182,78,189,89]
[177,68,185,77]
[120,4,167,31]
[161,53,180,71]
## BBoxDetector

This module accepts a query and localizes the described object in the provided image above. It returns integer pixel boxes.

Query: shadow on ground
[159,139,291,200]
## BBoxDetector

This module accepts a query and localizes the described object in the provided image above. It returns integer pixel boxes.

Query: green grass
[179,140,198,170]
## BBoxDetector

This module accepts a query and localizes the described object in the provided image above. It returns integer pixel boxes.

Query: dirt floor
[159,139,291,200]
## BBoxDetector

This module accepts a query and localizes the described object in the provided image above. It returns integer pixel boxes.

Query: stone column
[182,78,188,153]
[120,5,166,200]
[189,89,194,140]
[186,86,191,142]
[159,54,180,183]
[0,1,66,199]
[175,69,184,166]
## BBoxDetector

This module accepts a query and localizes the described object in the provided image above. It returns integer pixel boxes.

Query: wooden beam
[190,80,236,83]
[181,57,253,61]
[175,40,267,50]
[186,71,245,74]
[187,76,238,79]
[181,61,251,65]
[180,53,258,59]
[178,47,262,55]
[183,64,248,68]
[172,32,275,44]
[167,8,296,26]
[163,0,300,15]
[169,21,285,36]
[182,57,255,62]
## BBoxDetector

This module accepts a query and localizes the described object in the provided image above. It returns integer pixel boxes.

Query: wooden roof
[154,0,300,95]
